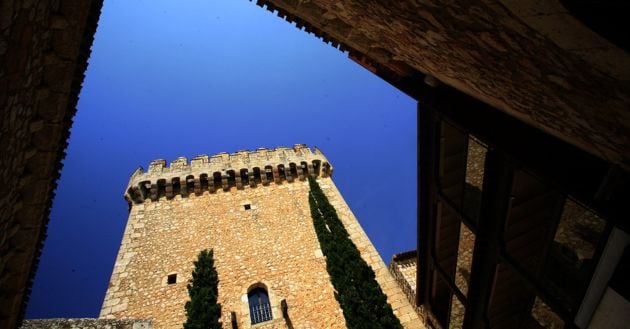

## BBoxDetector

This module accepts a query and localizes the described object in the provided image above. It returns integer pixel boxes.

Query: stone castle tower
[99,145,422,329]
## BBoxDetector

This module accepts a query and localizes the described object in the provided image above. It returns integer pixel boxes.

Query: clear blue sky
[26,0,416,318]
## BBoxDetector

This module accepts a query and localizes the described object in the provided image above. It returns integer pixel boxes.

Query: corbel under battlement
[124,144,333,204]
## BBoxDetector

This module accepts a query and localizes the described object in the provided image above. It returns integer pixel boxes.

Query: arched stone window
[248,286,272,324]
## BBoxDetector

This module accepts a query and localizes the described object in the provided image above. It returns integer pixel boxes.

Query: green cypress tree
[308,176,403,329]
[183,249,222,329]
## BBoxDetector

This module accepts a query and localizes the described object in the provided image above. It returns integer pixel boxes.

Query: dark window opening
[157,179,166,198]
[227,170,236,188]
[140,180,151,199]
[241,169,249,185]
[172,178,181,196]
[213,172,222,189]
[186,175,195,193]
[278,165,286,180]
[300,161,308,177]
[244,204,251,210]
[248,287,272,324]
[200,174,209,191]
[167,274,177,285]
[253,167,262,184]
[264,166,274,182]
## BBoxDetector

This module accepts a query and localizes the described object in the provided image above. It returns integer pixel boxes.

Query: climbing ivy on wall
[184,249,222,329]
[308,176,403,329]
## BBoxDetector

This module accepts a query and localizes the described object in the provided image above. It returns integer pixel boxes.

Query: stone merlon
[124,144,332,204]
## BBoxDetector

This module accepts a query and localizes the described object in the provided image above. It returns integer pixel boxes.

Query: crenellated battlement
[124,144,333,204]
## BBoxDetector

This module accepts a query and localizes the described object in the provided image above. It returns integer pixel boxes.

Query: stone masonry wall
[101,179,344,329]
[390,252,418,307]
[21,318,151,329]
[0,1,101,328]
[101,148,423,329]
[123,145,332,204]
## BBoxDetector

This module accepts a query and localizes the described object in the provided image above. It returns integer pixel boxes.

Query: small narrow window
[244,204,251,210]
[167,274,177,285]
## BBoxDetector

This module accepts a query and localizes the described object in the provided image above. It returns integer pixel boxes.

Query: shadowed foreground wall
[0,1,101,328]
[253,0,629,167]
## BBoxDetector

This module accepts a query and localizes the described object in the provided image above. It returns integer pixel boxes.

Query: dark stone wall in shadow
[0,1,102,328]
